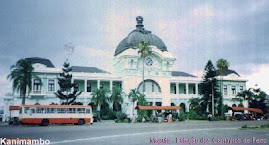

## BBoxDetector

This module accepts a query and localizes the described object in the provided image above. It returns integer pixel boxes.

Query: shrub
[136,115,143,122]
[100,108,117,120]
[242,125,247,128]
[188,111,207,120]
[260,124,269,129]
[214,116,225,121]
[116,112,127,121]
[179,113,185,121]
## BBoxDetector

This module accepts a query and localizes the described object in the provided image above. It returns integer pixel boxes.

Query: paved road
[0,120,268,145]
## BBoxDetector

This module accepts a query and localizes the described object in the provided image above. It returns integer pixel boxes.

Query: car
[234,113,244,121]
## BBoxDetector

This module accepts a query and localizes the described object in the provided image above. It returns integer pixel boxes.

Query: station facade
[1,17,247,121]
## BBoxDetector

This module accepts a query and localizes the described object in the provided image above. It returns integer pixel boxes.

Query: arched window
[138,79,161,93]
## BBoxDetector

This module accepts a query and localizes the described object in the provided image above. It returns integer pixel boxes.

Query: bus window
[24,107,30,114]
[30,108,36,114]
[37,108,45,113]
[67,108,76,113]
[86,109,91,114]
[50,108,55,113]
[45,108,50,113]
[57,108,67,113]
[77,108,85,113]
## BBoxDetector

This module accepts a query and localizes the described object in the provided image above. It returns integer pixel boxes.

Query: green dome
[114,16,168,56]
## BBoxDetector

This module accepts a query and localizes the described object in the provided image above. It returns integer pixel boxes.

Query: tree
[236,88,254,105]
[7,59,37,105]
[249,90,267,114]
[128,89,140,116]
[137,93,148,118]
[236,88,267,114]
[55,60,81,105]
[138,41,152,92]
[200,60,220,115]
[189,98,203,115]
[216,58,229,116]
[110,86,124,111]
[91,88,109,112]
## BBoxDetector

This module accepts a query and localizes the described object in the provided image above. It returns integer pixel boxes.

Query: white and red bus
[19,105,93,126]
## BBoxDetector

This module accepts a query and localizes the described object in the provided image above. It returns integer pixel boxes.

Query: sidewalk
[0,122,9,126]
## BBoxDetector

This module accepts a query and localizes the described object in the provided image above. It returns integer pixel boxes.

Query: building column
[110,80,113,91]
[71,79,74,92]
[195,83,198,95]
[97,80,100,89]
[185,83,189,94]
[176,83,179,94]
[84,80,87,92]
[54,79,57,93]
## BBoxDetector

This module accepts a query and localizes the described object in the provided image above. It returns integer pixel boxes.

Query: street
[0,120,268,145]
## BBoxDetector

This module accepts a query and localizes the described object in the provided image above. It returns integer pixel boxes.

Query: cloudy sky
[0,0,268,95]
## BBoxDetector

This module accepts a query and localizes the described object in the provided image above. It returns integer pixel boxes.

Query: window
[87,83,91,92]
[48,79,55,92]
[57,108,67,113]
[174,85,177,94]
[33,79,41,91]
[45,108,55,113]
[77,108,85,113]
[130,59,134,69]
[224,85,228,95]
[100,83,104,89]
[240,86,243,92]
[138,80,161,93]
[24,107,30,114]
[232,86,236,95]
[74,83,79,91]
[86,109,91,114]
[166,62,169,70]
[30,108,36,114]
[67,108,76,113]
[193,86,195,94]
[184,87,186,94]
[37,108,45,113]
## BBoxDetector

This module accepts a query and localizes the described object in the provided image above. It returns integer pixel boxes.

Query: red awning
[231,107,263,114]
[136,105,181,110]
[9,106,20,111]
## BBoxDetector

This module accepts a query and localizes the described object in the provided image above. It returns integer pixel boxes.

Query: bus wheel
[41,119,49,126]
[78,119,85,125]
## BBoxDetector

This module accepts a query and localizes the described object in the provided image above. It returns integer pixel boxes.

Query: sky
[0,0,268,95]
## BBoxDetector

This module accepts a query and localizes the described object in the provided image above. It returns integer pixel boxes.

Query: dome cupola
[114,16,168,56]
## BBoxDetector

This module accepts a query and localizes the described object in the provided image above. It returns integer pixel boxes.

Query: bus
[19,105,93,126]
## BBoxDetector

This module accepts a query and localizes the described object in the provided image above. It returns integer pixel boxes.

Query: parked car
[234,113,245,121]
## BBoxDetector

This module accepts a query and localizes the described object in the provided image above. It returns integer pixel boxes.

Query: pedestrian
[208,114,213,121]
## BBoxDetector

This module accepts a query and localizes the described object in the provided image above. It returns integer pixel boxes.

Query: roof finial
[136,16,144,30]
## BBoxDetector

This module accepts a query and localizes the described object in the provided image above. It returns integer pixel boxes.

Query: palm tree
[138,41,151,92]
[236,89,254,105]
[91,88,109,112]
[110,86,124,111]
[216,58,229,116]
[7,59,36,105]
[128,89,140,116]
